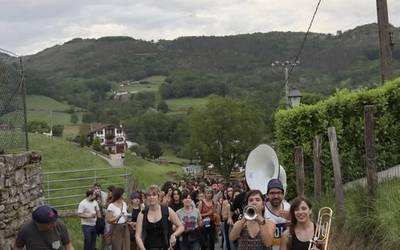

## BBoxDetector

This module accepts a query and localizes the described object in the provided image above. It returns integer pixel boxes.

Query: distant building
[183,164,202,176]
[88,124,127,155]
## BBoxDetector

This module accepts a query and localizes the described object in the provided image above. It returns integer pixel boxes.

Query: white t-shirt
[107,202,128,224]
[264,200,290,250]
[78,199,99,226]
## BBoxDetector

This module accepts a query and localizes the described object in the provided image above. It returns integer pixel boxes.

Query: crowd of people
[14,177,326,250]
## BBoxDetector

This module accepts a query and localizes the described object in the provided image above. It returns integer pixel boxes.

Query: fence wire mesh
[0,56,28,152]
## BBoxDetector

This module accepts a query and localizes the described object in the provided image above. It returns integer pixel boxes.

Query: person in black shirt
[135,185,184,250]
[14,205,74,250]
[280,197,323,250]
[169,189,183,212]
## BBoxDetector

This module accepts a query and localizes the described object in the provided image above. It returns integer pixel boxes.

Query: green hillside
[27,95,72,111]
[166,96,209,114]
[26,95,83,125]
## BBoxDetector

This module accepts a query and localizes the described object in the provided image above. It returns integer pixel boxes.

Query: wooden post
[313,135,322,202]
[364,105,378,201]
[376,0,393,82]
[295,146,305,197]
[327,127,346,224]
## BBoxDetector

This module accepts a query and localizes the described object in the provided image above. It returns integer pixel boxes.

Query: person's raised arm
[256,214,275,247]
[135,212,146,250]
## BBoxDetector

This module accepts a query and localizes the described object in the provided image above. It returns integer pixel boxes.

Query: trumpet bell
[243,205,257,220]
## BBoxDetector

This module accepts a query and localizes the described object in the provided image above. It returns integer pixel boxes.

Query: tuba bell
[245,144,287,195]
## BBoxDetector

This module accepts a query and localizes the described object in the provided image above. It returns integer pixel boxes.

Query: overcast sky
[1,0,399,55]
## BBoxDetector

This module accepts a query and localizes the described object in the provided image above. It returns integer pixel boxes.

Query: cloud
[0,0,399,55]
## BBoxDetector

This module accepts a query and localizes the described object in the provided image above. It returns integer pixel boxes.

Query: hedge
[275,78,400,199]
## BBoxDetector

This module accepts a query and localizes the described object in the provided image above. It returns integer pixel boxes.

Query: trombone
[308,207,333,250]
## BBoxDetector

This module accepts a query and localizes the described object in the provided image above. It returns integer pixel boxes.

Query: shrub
[92,137,102,152]
[275,78,400,199]
[52,125,64,137]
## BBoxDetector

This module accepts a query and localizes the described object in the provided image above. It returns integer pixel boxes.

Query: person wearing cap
[264,179,291,250]
[78,189,101,250]
[14,205,74,250]
[127,191,144,250]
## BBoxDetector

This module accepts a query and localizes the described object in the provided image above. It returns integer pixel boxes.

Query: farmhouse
[88,124,127,155]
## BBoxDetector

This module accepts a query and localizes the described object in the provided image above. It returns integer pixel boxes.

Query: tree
[92,137,102,152]
[131,144,149,159]
[52,125,64,137]
[157,101,169,113]
[188,96,265,179]
[70,113,79,124]
[147,141,163,159]
[26,121,50,133]
[79,134,86,147]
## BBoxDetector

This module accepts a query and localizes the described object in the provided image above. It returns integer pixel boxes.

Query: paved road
[88,149,124,167]
[344,164,400,190]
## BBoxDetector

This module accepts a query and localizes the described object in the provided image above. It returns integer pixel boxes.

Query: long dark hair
[170,189,182,204]
[111,187,124,203]
[289,196,313,234]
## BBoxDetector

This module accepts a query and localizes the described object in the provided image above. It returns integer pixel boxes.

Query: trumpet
[308,207,333,250]
[243,205,257,220]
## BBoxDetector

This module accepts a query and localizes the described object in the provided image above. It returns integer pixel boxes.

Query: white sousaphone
[245,144,287,195]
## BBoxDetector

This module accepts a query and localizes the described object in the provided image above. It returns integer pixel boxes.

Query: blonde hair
[147,184,160,195]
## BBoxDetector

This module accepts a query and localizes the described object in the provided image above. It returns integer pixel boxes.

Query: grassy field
[117,75,166,92]
[26,95,84,125]
[27,110,83,126]
[165,96,209,114]
[27,95,72,111]
[124,152,184,190]
[28,133,184,249]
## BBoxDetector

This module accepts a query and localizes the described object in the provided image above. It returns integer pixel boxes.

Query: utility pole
[376,0,393,83]
[272,60,300,109]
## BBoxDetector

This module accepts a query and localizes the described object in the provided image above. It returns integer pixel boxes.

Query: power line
[0,48,19,57]
[288,0,323,76]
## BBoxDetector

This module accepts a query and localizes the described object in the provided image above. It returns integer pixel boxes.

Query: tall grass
[326,178,400,250]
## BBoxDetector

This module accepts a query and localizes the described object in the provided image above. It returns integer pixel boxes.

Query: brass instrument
[243,205,257,220]
[245,144,287,195]
[308,207,333,250]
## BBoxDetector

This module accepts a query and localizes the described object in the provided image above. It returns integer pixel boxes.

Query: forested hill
[13,23,400,114]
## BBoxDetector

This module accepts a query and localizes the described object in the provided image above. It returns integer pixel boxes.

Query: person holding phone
[78,189,100,250]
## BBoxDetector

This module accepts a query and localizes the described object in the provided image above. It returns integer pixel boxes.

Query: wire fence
[0,52,28,152]
[42,167,129,212]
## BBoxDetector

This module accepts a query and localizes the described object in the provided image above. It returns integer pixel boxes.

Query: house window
[97,130,103,135]
[117,129,122,134]
[116,137,124,142]
[100,139,104,143]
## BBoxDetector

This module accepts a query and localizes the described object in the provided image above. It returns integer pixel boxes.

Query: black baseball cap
[32,205,58,224]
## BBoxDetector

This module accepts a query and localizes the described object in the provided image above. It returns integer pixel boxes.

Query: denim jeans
[82,224,97,250]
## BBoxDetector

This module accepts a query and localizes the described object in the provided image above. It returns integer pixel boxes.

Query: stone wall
[0,152,43,249]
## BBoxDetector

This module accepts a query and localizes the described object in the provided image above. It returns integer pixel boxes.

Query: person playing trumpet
[280,197,324,250]
[230,190,276,250]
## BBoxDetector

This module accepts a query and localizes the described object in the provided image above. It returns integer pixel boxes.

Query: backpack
[141,206,172,247]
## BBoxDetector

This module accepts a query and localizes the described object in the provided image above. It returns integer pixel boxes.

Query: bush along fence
[275,77,400,199]
[275,78,400,248]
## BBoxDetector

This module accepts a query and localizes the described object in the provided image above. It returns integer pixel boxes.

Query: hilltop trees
[188,96,265,179]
